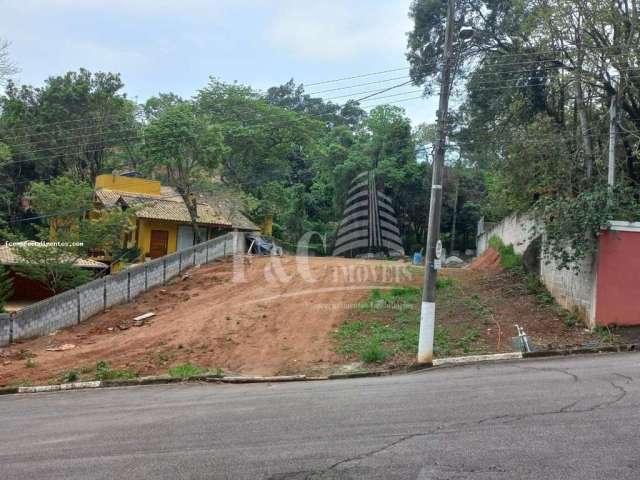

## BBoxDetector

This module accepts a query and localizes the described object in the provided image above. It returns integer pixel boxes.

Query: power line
[307,75,410,95]
[324,81,414,102]
[304,67,410,87]
[0,94,431,164]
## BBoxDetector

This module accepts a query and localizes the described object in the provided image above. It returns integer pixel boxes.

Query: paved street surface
[1,353,639,479]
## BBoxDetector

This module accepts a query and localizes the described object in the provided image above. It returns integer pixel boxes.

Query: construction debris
[46,343,76,352]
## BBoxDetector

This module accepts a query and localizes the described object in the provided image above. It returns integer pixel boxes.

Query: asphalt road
[1,353,639,480]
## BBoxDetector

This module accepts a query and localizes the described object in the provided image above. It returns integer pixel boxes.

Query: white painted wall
[476,213,537,255]
[476,214,597,328]
[540,253,597,328]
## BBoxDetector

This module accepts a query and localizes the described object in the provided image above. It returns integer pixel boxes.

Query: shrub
[59,370,79,383]
[488,236,523,272]
[360,341,389,364]
[95,361,136,380]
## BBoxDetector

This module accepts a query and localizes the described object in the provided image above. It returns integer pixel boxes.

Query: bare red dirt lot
[0,256,416,386]
[0,252,612,387]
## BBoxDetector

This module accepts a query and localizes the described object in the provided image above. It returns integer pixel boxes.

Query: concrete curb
[1,345,637,396]
[434,352,523,366]
[17,381,101,394]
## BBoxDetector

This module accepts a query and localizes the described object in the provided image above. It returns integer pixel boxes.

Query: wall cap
[608,220,640,232]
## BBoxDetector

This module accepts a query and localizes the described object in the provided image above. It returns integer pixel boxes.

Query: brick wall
[0,232,241,346]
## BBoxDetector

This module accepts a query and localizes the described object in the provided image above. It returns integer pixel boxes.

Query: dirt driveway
[0,256,416,386]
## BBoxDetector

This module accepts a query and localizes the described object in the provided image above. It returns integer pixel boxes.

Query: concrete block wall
[164,252,180,280]
[0,314,10,346]
[146,258,165,288]
[476,215,597,328]
[195,244,207,265]
[78,278,106,321]
[12,288,79,341]
[180,249,195,272]
[541,253,597,327]
[0,232,240,346]
[128,265,146,299]
[477,213,537,255]
[105,271,129,308]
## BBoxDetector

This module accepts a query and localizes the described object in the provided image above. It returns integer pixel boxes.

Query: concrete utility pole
[417,0,456,365]
[608,93,618,187]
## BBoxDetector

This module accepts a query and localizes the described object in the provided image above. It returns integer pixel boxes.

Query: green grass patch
[489,235,523,273]
[334,282,483,363]
[594,325,615,344]
[168,363,206,379]
[95,361,137,381]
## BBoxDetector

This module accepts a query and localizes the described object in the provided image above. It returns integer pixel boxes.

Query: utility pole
[417,0,455,365]
[608,93,617,187]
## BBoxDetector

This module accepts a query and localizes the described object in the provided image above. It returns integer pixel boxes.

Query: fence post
[179,251,182,272]
[206,241,209,264]
[224,238,227,257]
[103,277,107,312]
[127,271,131,301]
[9,312,14,344]
[193,246,197,266]
[144,264,148,290]
[163,258,167,284]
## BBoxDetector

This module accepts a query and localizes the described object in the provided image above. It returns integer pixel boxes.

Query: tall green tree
[12,177,131,292]
[143,99,228,242]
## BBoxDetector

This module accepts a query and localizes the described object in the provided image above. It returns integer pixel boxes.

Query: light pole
[417,0,458,365]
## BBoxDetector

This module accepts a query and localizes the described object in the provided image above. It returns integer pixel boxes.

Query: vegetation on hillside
[407,0,640,267]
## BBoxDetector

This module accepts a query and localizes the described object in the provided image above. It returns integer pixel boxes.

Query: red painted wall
[596,230,640,326]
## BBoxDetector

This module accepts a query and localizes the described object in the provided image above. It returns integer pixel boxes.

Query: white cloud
[265,0,412,61]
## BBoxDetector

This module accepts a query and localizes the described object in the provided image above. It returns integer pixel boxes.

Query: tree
[0,70,139,231]
[0,38,18,86]
[12,177,132,292]
[143,100,228,243]
[407,0,640,265]
[0,265,13,312]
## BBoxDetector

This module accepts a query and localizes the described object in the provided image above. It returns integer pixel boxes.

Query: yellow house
[94,173,233,261]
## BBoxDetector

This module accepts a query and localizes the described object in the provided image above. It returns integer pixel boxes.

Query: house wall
[95,174,161,195]
[137,219,178,257]
[0,232,242,346]
[595,224,640,326]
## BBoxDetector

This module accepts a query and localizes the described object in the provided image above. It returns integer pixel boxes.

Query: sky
[0,0,439,125]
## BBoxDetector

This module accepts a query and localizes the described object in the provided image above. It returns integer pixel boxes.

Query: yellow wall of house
[261,215,273,236]
[137,219,178,258]
[95,174,161,195]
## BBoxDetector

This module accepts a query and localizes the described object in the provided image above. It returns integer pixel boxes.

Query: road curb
[2,345,637,396]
